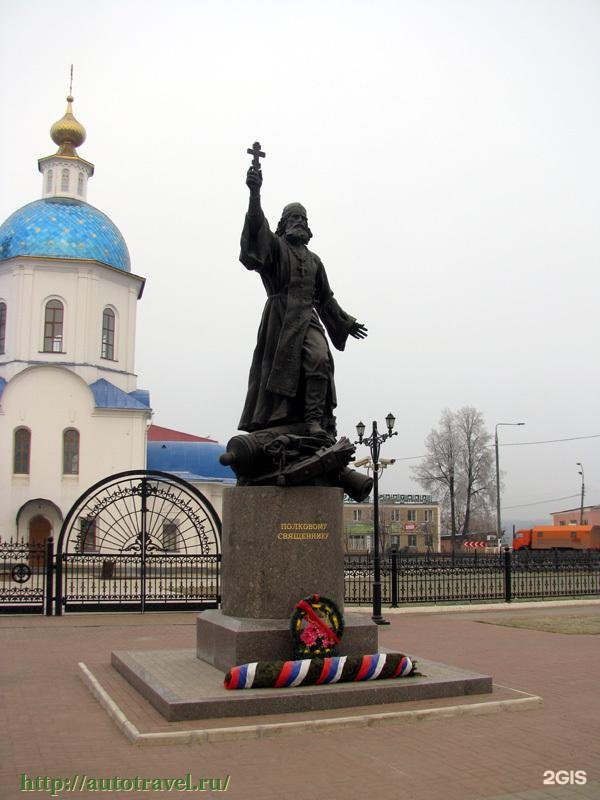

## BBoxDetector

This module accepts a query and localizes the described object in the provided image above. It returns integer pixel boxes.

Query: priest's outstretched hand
[350,322,368,339]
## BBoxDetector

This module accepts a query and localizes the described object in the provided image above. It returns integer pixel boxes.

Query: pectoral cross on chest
[297,259,308,276]
[292,247,310,277]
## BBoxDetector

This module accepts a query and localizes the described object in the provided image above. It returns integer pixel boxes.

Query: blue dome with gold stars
[0,197,130,272]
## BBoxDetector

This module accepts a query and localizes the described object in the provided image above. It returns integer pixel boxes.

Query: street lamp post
[495,421,525,547]
[577,462,585,524]
[355,413,397,625]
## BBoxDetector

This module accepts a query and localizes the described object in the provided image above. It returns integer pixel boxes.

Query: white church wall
[0,258,142,391]
[0,365,149,542]
[0,262,31,370]
[188,480,227,522]
[94,275,141,390]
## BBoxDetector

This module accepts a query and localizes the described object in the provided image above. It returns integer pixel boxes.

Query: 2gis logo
[543,770,587,785]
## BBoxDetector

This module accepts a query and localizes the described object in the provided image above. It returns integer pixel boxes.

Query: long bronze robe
[238,208,356,433]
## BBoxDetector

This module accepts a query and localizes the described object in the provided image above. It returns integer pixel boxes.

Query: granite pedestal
[112,489,495,722]
[197,485,378,671]
[112,649,493,721]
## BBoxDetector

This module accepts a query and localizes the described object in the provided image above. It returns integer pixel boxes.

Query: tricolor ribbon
[224,653,415,690]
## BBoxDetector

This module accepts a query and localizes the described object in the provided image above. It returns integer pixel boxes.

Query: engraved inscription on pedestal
[220,486,345,619]
[277,521,329,541]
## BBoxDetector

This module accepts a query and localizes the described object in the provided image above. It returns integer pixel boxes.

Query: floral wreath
[290,594,344,658]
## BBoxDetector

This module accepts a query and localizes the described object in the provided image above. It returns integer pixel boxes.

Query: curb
[78,663,542,747]
[347,598,600,615]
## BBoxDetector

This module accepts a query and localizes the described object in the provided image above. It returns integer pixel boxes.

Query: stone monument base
[196,485,376,672]
[197,609,378,673]
[111,648,494,722]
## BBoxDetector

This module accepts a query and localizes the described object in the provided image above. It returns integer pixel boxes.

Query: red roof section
[147,424,217,443]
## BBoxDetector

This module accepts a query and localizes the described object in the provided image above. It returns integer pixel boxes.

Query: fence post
[503,546,512,603]
[391,550,398,607]
[54,545,63,617]
[45,537,54,616]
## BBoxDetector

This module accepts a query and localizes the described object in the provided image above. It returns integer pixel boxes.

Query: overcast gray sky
[1,0,599,524]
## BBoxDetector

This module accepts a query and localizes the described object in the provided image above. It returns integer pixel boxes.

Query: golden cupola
[50,95,87,156]
[38,92,94,201]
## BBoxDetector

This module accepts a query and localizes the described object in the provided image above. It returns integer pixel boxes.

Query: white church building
[0,94,233,550]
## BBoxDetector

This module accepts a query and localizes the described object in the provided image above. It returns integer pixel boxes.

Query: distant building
[344,493,441,555]
[146,425,235,518]
[552,505,600,527]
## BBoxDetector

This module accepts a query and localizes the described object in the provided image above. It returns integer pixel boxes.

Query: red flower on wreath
[291,595,345,658]
[300,621,335,648]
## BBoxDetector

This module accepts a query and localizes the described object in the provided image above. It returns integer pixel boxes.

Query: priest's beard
[285,224,311,245]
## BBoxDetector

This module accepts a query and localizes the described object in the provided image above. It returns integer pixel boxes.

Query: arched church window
[163,522,180,552]
[63,429,80,475]
[79,517,96,552]
[46,169,53,193]
[61,168,69,192]
[77,172,84,196]
[0,301,6,354]
[14,427,31,474]
[43,299,64,353]
[101,307,115,360]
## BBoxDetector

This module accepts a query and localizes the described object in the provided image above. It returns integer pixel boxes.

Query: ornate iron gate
[0,537,53,614]
[55,471,221,613]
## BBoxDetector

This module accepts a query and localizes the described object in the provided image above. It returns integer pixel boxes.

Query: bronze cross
[247,141,265,170]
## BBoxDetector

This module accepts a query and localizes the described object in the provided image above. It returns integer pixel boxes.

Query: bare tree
[411,407,496,550]
[456,406,495,537]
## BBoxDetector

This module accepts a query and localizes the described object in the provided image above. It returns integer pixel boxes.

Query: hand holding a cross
[246,141,265,197]
[246,165,263,195]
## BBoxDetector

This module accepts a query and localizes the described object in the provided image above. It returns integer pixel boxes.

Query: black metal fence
[2,541,599,614]
[0,536,220,615]
[344,550,600,606]
[2,472,224,615]
[0,537,53,614]
[59,551,220,613]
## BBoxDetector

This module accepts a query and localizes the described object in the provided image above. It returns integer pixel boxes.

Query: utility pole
[495,422,525,547]
[577,462,585,524]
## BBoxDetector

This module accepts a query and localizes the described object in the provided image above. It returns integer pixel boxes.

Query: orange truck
[513,525,600,551]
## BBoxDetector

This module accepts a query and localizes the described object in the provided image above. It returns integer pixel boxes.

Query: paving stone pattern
[0,603,598,799]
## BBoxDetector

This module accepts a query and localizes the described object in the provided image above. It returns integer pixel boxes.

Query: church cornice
[0,359,138,379]
[38,153,95,174]
[0,255,145,297]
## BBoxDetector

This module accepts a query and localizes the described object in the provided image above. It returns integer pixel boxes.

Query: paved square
[1,601,598,799]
